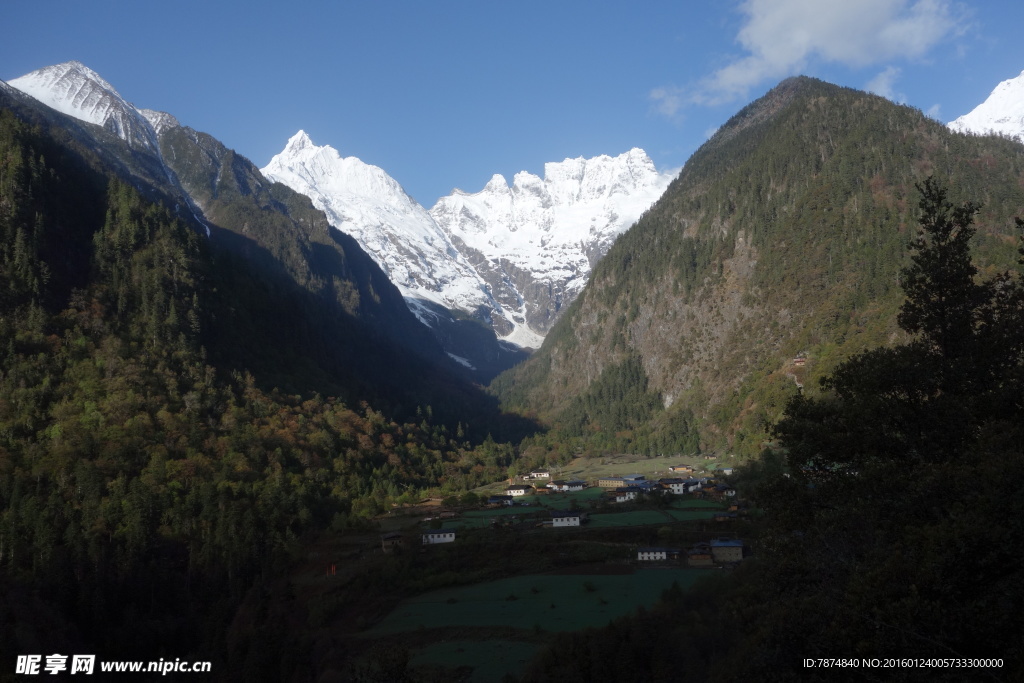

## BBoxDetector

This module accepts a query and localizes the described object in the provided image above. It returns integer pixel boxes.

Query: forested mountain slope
[0,84,533,675]
[152,122,459,400]
[493,77,1024,455]
[0,74,509,424]
[520,178,1024,683]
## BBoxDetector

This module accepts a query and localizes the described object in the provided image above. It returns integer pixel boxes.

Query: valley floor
[273,457,750,681]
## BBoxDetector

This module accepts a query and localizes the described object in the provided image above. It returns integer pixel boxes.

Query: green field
[365,568,704,636]
[670,498,724,509]
[586,509,717,527]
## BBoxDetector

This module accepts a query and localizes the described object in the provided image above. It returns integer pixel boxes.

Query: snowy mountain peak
[261,133,498,330]
[948,69,1024,141]
[8,61,159,151]
[263,133,676,348]
[484,174,510,193]
[284,129,316,154]
[264,131,416,206]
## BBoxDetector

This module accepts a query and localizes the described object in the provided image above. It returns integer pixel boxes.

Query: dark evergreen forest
[493,78,1024,460]
[0,109,530,678]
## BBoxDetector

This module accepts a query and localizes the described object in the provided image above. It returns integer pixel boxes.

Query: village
[379,460,750,570]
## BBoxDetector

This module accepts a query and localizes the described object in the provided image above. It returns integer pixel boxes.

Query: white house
[528,469,550,479]
[659,478,687,495]
[550,510,584,527]
[683,478,703,493]
[637,547,680,561]
[506,485,534,496]
[421,530,456,545]
[547,479,586,492]
[613,486,640,503]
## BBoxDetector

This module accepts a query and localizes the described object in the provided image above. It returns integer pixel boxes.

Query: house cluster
[489,472,738,507]
[637,537,746,566]
[595,473,735,504]
[495,478,587,499]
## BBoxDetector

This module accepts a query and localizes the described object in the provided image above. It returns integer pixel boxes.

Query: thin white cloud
[649,86,686,121]
[652,0,966,114]
[866,66,905,102]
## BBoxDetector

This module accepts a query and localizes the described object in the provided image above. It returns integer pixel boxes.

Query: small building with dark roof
[710,537,744,563]
[381,532,404,552]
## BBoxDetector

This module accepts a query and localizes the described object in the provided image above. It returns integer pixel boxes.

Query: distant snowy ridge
[8,61,166,152]
[430,149,675,343]
[263,133,676,347]
[949,69,1024,141]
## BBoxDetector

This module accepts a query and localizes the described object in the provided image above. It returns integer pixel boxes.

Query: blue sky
[3,0,1023,206]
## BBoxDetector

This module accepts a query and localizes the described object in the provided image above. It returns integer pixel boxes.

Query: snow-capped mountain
[261,132,499,330]
[263,135,675,348]
[949,69,1024,141]
[8,61,162,152]
[6,61,208,233]
[430,150,675,346]
[8,60,675,353]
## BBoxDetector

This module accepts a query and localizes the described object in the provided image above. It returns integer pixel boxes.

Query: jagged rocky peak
[484,174,510,192]
[949,69,1024,141]
[264,131,414,205]
[8,61,159,151]
[282,129,315,154]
